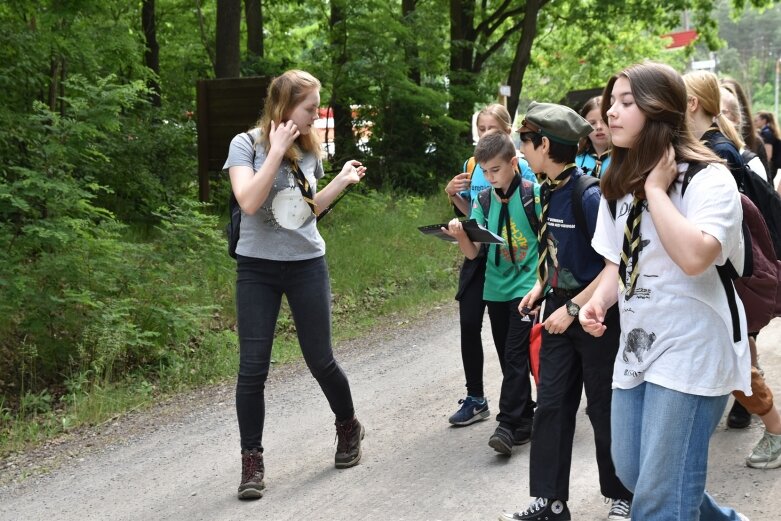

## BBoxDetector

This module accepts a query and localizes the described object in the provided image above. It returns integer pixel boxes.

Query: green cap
[518,101,593,145]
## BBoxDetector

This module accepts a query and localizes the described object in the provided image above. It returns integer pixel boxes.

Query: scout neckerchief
[536,163,576,284]
[618,195,643,298]
[290,160,316,215]
[493,174,522,268]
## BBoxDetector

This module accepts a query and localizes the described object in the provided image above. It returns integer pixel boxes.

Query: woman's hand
[268,120,300,156]
[445,172,471,197]
[579,300,607,337]
[339,160,367,184]
[645,144,677,194]
[542,305,575,335]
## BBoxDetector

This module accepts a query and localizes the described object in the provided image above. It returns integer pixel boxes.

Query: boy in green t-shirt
[443,131,541,456]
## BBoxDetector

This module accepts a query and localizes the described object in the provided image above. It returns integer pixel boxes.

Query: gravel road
[1,303,779,521]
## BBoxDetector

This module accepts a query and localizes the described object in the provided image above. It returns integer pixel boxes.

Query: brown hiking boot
[238,448,265,499]
[334,417,365,468]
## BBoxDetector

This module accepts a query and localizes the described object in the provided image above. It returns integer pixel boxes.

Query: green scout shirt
[470,184,541,302]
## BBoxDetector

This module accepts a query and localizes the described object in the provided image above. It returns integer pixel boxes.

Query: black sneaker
[499,498,570,521]
[489,425,514,455]
[238,448,265,500]
[727,400,751,429]
[513,417,533,445]
[335,416,365,468]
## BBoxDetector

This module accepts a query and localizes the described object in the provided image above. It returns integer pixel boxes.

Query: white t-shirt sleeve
[591,195,625,264]
[683,163,743,266]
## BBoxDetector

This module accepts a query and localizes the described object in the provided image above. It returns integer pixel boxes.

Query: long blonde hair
[683,70,745,149]
[255,70,323,163]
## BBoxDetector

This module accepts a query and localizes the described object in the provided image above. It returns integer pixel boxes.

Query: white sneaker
[745,430,781,469]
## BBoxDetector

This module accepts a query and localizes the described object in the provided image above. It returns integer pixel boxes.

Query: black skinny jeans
[235,255,355,452]
[457,255,508,397]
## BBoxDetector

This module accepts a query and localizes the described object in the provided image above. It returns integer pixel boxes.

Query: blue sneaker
[448,396,490,426]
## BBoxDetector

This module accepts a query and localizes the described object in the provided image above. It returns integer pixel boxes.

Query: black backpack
[707,132,781,259]
[226,132,255,259]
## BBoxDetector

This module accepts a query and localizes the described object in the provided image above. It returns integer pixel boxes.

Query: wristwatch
[565,299,580,317]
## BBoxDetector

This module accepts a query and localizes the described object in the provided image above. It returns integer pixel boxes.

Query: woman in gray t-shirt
[224,70,367,500]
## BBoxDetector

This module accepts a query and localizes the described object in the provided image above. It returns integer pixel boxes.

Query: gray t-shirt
[223,130,326,260]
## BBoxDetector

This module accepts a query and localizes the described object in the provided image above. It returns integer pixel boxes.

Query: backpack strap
[681,159,745,342]
[571,175,600,241]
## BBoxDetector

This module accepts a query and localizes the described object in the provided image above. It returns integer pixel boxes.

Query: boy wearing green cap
[500,102,632,521]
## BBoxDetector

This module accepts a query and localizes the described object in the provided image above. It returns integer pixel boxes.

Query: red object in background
[662,29,698,49]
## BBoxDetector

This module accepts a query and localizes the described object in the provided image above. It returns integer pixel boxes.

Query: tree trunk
[506,0,542,119]
[329,0,356,163]
[449,0,476,141]
[142,0,161,106]
[245,0,263,59]
[215,0,241,78]
[402,0,420,86]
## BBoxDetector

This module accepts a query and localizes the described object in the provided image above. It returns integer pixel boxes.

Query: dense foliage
[1,0,780,449]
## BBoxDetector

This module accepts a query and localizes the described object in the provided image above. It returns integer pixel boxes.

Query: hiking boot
[606,498,631,520]
[745,429,781,469]
[488,425,514,456]
[727,400,751,429]
[238,448,265,500]
[513,417,533,445]
[335,416,365,468]
[499,497,571,521]
[448,395,490,426]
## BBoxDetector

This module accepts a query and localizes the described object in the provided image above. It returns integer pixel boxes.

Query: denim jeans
[235,255,355,452]
[611,382,742,520]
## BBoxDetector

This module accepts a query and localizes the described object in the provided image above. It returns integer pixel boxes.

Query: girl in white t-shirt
[580,62,751,521]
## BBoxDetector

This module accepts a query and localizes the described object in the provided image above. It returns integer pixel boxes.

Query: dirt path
[1,303,780,521]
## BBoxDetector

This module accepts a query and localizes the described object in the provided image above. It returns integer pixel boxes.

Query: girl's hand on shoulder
[269,120,300,155]
[645,144,677,193]
[340,160,367,184]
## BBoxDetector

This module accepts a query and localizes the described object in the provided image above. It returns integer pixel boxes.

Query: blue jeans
[611,383,742,520]
[235,255,355,452]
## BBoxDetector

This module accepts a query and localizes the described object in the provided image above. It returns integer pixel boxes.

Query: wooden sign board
[196,76,270,201]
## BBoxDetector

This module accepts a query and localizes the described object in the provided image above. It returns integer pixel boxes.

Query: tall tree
[402,0,421,85]
[215,0,241,78]
[244,0,264,60]
[329,0,357,163]
[142,0,161,106]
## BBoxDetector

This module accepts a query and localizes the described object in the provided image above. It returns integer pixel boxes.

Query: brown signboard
[196,76,270,201]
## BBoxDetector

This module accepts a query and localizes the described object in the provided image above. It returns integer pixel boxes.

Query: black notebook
[418,219,505,244]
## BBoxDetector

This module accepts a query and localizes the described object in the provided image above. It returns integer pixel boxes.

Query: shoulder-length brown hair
[599,62,720,201]
[254,70,323,163]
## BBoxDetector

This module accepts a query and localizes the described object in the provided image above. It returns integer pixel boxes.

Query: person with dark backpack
[224,70,368,500]
[500,102,632,521]
[755,110,781,184]
[443,104,537,428]
[685,70,781,471]
[580,62,751,521]
[442,131,541,456]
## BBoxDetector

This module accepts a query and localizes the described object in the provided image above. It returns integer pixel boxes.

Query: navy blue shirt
[543,169,604,289]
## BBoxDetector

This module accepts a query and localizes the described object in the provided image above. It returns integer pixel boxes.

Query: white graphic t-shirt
[591,162,751,396]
